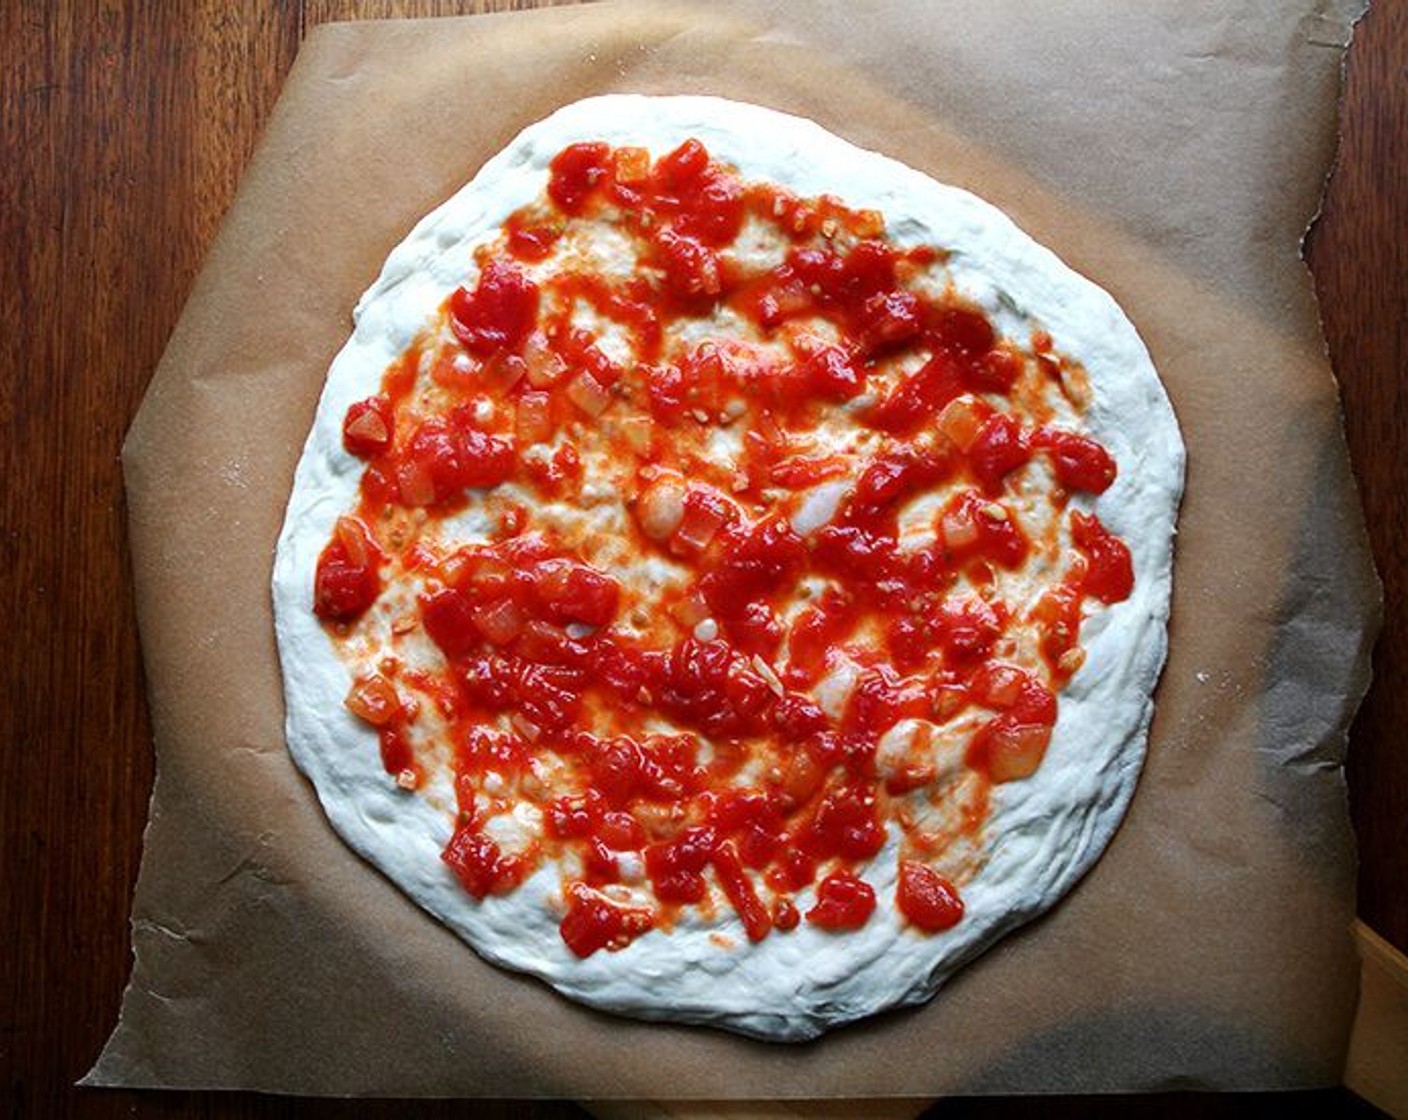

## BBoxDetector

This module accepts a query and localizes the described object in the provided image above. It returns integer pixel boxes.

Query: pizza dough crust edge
[272,95,1185,1041]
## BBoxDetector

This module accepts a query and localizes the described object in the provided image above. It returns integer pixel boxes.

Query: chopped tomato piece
[655,229,722,299]
[420,587,479,659]
[559,884,654,957]
[787,593,855,683]
[968,715,1052,782]
[378,724,414,779]
[860,289,922,352]
[968,348,1022,393]
[867,350,965,434]
[773,898,801,932]
[313,523,380,622]
[505,212,561,261]
[1071,511,1134,603]
[968,412,1032,492]
[546,792,601,841]
[654,138,709,188]
[940,492,1029,568]
[598,810,646,851]
[644,826,717,903]
[659,638,775,738]
[1036,428,1117,494]
[801,344,865,401]
[806,871,876,930]
[342,396,393,458]
[530,559,620,627]
[806,782,887,861]
[935,594,1004,663]
[449,260,539,356]
[676,171,745,246]
[897,861,965,932]
[711,841,772,942]
[930,304,996,356]
[441,826,525,899]
[673,485,736,552]
[1032,581,1084,673]
[403,416,513,502]
[548,141,611,213]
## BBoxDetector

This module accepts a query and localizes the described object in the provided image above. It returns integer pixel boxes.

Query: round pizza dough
[272,95,1184,1040]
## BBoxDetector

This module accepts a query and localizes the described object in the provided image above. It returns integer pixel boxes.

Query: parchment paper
[88,0,1379,1097]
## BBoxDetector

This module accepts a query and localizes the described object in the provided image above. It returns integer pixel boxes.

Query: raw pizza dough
[272,95,1184,1040]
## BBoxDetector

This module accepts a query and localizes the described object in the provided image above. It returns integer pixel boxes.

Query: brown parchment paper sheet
[88,0,1379,1098]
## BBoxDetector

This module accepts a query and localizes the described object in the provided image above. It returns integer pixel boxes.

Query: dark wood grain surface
[3,2,1402,1117]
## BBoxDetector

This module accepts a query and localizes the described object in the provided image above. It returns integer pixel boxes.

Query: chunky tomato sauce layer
[312,138,1134,957]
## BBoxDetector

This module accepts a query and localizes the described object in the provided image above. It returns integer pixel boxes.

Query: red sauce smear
[312,138,1136,957]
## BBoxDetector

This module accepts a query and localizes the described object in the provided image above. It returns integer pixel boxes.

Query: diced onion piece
[397,457,437,507]
[473,597,525,646]
[345,673,402,726]
[344,408,390,450]
[637,476,686,541]
[884,761,938,796]
[750,655,786,697]
[854,209,885,238]
[940,503,978,549]
[776,748,824,808]
[335,516,369,568]
[975,663,1024,708]
[938,395,986,452]
[613,146,650,183]
[634,801,684,839]
[438,550,473,587]
[619,414,654,454]
[669,591,710,629]
[674,488,729,551]
[931,684,966,720]
[467,554,514,596]
[987,723,1051,783]
[532,558,574,602]
[519,766,547,801]
[767,285,812,322]
[516,390,553,445]
[566,371,612,417]
[481,351,527,394]
[524,332,567,387]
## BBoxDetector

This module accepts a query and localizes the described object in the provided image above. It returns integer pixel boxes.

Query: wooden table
[3,2,1402,1116]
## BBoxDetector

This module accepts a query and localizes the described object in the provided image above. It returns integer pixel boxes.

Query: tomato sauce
[311,137,1135,957]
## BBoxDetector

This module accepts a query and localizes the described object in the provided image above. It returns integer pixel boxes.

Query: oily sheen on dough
[272,95,1184,1040]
